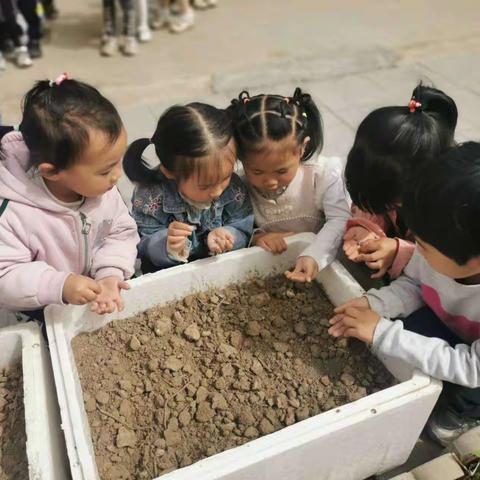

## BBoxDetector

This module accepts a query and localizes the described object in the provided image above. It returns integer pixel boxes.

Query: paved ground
[2,0,480,477]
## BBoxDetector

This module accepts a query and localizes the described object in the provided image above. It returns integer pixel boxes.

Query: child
[343,84,457,280]
[123,102,254,272]
[0,75,139,316]
[329,142,480,446]
[229,88,351,283]
[101,0,137,56]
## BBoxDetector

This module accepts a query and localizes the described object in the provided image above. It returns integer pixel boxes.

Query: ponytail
[123,138,161,185]
[292,87,323,160]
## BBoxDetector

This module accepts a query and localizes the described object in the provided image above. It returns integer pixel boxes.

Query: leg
[17,0,42,41]
[136,0,152,42]
[119,0,138,55]
[102,0,116,37]
[0,0,23,47]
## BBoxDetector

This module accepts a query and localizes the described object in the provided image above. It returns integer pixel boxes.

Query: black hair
[345,83,458,214]
[228,87,323,161]
[19,79,123,170]
[123,103,235,185]
[403,142,480,265]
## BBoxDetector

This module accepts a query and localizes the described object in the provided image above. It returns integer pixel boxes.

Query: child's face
[41,128,127,200]
[416,237,480,280]
[242,138,305,193]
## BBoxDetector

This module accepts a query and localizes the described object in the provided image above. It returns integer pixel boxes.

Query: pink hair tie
[49,72,69,87]
[408,99,422,113]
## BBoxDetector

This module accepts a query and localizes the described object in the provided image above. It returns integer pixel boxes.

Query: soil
[0,364,28,480]
[72,275,394,479]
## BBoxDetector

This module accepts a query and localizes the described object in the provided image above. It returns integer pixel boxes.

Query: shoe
[1,39,15,60]
[192,0,209,10]
[138,26,152,42]
[169,9,194,34]
[150,7,170,30]
[205,0,218,7]
[45,4,59,20]
[28,40,42,59]
[15,46,33,68]
[121,36,138,56]
[100,35,117,57]
[427,407,480,447]
[0,53,6,71]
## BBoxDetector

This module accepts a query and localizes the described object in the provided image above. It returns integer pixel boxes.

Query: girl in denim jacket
[123,103,254,273]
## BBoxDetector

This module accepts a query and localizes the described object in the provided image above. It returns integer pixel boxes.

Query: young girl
[0,75,139,316]
[229,88,351,282]
[330,142,480,446]
[123,102,254,273]
[343,83,457,280]
[101,0,137,56]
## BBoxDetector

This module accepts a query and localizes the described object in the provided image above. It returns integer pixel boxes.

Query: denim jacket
[132,172,254,270]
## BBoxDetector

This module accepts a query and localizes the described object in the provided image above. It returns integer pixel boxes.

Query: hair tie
[49,72,69,88]
[408,99,422,113]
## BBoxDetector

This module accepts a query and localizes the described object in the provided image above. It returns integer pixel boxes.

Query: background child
[123,102,253,273]
[329,142,480,446]
[101,0,137,56]
[0,76,139,316]
[343,84,457,280]
[229,88,351,282]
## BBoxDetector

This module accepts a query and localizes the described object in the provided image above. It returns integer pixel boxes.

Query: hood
[0,132,73,213]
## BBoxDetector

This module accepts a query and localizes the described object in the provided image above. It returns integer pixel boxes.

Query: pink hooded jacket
[0,132,139,311]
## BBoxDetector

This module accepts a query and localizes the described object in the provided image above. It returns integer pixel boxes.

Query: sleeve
[0,214,68,310]
[131,187,180,269]
[366,251,425,318]
[345,205,387,239]
[300,158,352,271]
[387,238,416,279]
[91,189,140,281]
[220,176,254,250]
[373,317,480,387]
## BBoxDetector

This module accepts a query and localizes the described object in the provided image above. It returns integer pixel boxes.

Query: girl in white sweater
[228,88,351,282]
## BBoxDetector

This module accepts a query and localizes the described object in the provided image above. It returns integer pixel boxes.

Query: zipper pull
[80,213,91,235]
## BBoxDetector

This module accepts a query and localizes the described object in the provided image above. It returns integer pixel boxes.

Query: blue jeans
[402,307,480,419]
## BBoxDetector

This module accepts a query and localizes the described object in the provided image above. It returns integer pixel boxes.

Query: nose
[264,178,278,190]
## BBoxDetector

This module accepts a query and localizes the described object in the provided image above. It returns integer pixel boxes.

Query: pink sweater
[0,132,139,310]
[345,206,415,279]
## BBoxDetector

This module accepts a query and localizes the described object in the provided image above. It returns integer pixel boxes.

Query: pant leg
[0,0,23,46]
[119,0,135,36]
[403,306,480,419]
[102,0,116,36]
[17,0,41,41]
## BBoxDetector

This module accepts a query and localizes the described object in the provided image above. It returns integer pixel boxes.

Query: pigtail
[292,87,323,160]
[123,138,161,185]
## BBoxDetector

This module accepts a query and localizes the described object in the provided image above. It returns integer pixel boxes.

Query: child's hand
[285,256,319,283]
[90,277,130,315]
[328,306,380,345]
[343,227,378,262]
[253,232,294,254]
[167,221,195,254]
[357,237,398,279]
[334,296,370,313]
[63,274,101,305]
[207,228,234,254]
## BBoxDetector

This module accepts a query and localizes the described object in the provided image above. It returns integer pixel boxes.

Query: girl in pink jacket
[343,83,457,280]
[0,75,139,315]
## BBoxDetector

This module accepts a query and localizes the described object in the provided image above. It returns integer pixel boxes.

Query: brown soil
[73,275,394,479]
[0,364,28,480]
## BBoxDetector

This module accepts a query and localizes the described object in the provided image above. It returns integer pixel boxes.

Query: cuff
[94,267,125,281]
[37,270,70,306]
[371,316,393,353]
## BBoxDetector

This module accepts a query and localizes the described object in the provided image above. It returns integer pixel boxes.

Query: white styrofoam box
[45,233,442,480]
[0,322,69,479]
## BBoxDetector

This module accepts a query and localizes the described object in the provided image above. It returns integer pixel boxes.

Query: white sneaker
[169,9,194,34]
[121,36,138,56]
[150,7,170,30]
[192,0,209,10]
[138,25,152,42]
[15,46,33,68]
[206,0,218,7]
[100,35,117,57]
[0,53,6,71]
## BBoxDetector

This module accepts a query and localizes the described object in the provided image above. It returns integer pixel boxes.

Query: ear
[301,136,311,156]
[159,164,175,179]
[38,163,62,181]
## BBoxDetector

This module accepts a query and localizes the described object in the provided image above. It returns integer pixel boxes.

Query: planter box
[46,233,442,480]
[0,322,68,479]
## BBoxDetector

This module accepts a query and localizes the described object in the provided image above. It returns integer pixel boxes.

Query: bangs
[175,140,236,185]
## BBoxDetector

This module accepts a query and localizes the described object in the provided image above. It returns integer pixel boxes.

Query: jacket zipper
[79,212,91,274]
